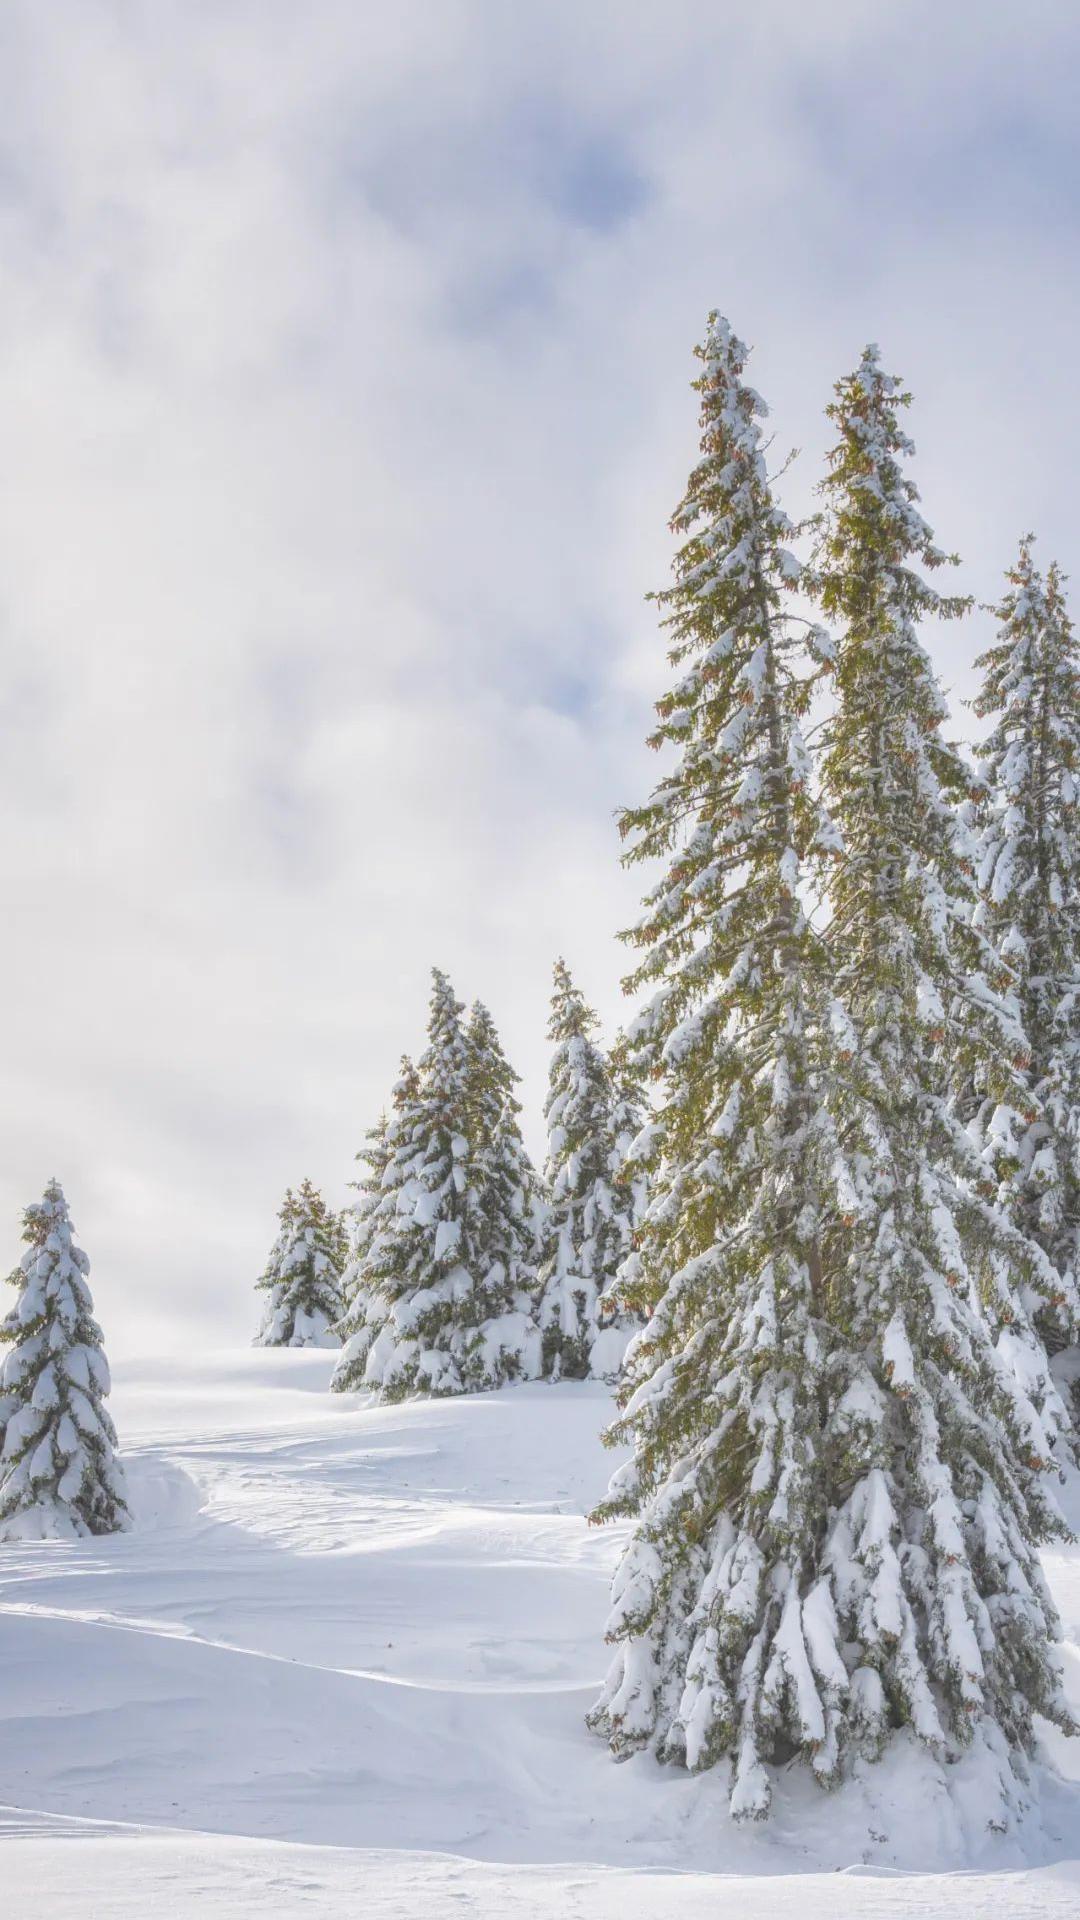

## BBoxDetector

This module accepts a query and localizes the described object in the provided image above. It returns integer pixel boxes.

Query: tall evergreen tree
[535,961,640,1379]
[254,1178,346,1349]
[349,971,538,1399]
[968,539,1080,1353]
[588,316,842,1814]
[806,349,1073,1813]
[590,321,1074,1824]
[0,1181,129,1540]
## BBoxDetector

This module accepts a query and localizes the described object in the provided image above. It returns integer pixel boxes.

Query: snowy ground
[2,1351,1080,1916]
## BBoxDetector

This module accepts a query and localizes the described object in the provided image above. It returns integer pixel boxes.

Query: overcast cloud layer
[2,1,1079,1354]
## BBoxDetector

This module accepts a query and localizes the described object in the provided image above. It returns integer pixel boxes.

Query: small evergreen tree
[331,1062,419,1394]
[466,1000,544,1306]
[807,349,1073,1815]
[608,1029,651,1252]
[254,1178,345,1349]
[340,1106,394,1294]
[0,1181,130,1540]
[588,316,842,1815]
[535,961,640,1379]
[969,539,1080,1354]
[330,1207,351,1273]
[352,970,538,1399]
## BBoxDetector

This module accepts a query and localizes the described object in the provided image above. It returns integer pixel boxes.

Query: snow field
[1,1347,1079,1915]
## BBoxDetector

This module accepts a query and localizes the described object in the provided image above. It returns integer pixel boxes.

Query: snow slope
[2,1349,1079,1916]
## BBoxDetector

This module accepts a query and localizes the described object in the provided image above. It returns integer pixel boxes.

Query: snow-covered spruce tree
[254,1177,346,1349]
[331,1060,420,1393]
[466,1000,544,1309]
[608,1029,651,1250]
[339,1104,394,1312]
[0,1181,129,1541]
[354,970,537,1399]
[807,349,1073,1810]
[535,961,641,1380]
[588,316,844,1815]
[608,1030,649,1168]
[968,539,1080,1350]
[330,1207,351,1271]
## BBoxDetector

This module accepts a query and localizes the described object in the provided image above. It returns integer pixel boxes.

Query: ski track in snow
[1,1348,1079,1916]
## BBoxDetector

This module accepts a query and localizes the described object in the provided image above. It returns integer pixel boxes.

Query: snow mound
[124,1457,205,1532]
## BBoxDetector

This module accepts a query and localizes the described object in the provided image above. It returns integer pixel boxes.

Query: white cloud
[2,0,1078,1352]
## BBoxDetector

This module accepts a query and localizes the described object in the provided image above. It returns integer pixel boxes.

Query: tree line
[252,960,647,1393]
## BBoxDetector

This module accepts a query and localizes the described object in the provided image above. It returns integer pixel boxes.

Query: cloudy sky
[2,1,1079,1354]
